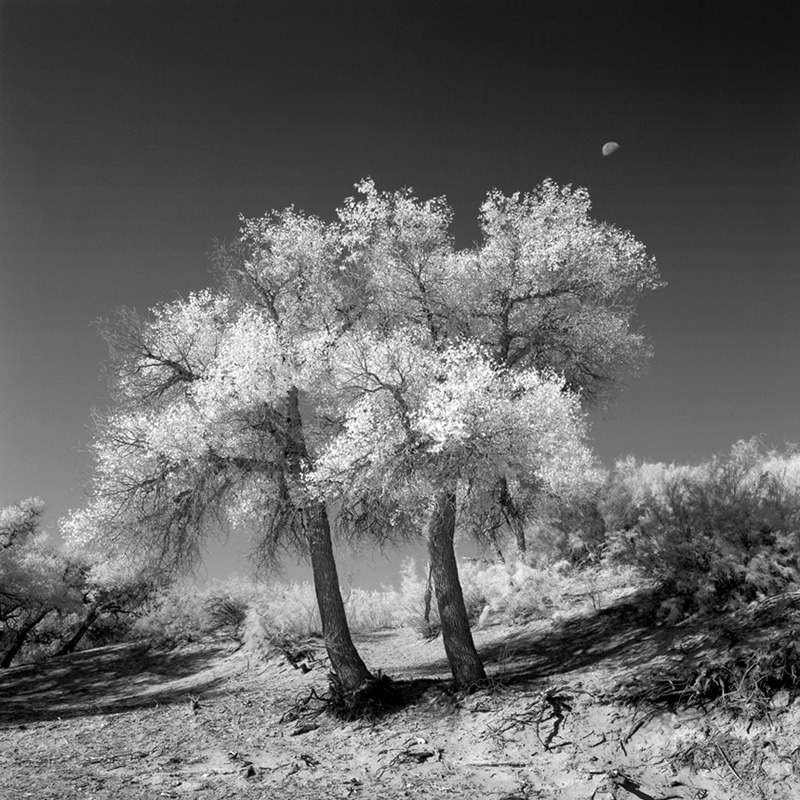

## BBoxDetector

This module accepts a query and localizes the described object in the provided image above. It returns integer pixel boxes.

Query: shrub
[397,558,488,637]
[525,492,608,567]
[82,609,136,647]
[396,554,637,638]
[396,558,440,638]
[131,581,211,645]
[205,592,248,641]
[242,606,321,667]
[343,586,404,632]
[247,581,322,638]
[605,440,800,616]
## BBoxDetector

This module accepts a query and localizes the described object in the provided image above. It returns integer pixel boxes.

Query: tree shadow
[478,591,689,687]
[386,589,695,692]
[0,641,232,727]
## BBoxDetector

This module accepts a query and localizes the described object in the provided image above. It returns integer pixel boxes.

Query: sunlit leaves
[338,179,458,341]
[0,497,45,550]
[463,179,663,393]
[313,336,603,529]
[1,499,83,621]
[65,176,659,573]
[236,207,347,338]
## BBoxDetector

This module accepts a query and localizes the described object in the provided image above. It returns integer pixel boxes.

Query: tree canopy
[64,177,661,688]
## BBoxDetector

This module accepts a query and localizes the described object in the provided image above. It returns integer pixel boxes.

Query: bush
[131,582,212,645]
[605,440,800,617]
[205,592,248,641]
[395,559,439,638]
[343,586,404,632]
[524,493,608,567]
[82,609,136,647]
[396,555,637,639]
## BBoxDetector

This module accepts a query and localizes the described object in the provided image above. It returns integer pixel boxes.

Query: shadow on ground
[480,594,670,684]
[0,641,231,727]
[389,590,694,691]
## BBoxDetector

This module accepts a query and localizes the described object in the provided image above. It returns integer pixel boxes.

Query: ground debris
[376,736,444,777]
[289,721,320,736]
[3,620,800,800]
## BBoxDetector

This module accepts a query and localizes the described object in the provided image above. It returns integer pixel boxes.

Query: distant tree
[328,179,661,684]
[0,499,83,667]
[47,545,160,657]
[63,211,377,693]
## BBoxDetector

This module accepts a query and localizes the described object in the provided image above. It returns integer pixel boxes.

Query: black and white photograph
[1,1,798,797]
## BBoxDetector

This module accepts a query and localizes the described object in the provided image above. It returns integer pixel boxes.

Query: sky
[1,0,798,586]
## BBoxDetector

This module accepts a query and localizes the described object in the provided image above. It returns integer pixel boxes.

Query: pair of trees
[63,179,661,690]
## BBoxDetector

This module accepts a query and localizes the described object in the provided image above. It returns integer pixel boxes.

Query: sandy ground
[1,599,799,799]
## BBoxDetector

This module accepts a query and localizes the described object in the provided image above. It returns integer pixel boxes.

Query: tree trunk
[286,387,374,691]
[509,511,528,562]
[1,607,51,668]
[54,602,100,658]
[500,477,528,563]
[427,490,487,687]
[307,503,374,689]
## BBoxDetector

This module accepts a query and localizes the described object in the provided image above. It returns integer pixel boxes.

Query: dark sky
[1,0,798,579]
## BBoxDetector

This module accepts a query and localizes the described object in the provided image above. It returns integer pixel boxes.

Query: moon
[602,142,620,156]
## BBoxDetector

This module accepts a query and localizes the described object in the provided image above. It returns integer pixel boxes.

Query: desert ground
[2,593,798,800]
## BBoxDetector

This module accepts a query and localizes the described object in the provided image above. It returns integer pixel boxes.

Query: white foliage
[66,176,658,572]
[195,307,290,414]
[313,337,602,512]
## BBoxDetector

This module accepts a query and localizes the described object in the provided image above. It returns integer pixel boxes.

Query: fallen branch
[714,742,742,783]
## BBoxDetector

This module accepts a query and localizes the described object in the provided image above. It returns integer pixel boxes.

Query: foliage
[205,593,248,641]
[603,440,800,616]
[130,581,213,646]
[0,497,45,547]
[396,556,638,635]
[0,498,86,666]
[523,485,610,567]
[313,335,603,538]
[1,499,80,616]
[330,178,660,535]
[469,180,663,394]
[63,177,660,687]
[618,595,800,722]
[130,576,404,655]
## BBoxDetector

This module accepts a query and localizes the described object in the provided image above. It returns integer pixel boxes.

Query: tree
[327,178,661,684]
[46,542,160,658]
[312,335,602,684]
[64,211,376,693]
[0,499,83,667]
[456,180,662,557]
[65,177,661,690]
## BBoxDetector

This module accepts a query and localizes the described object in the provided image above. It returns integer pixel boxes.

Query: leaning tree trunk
[427,490,487,687]
[0,607,51,668]
[54,602,100,658]
[286,387,374,691]
[307,502,374,689]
